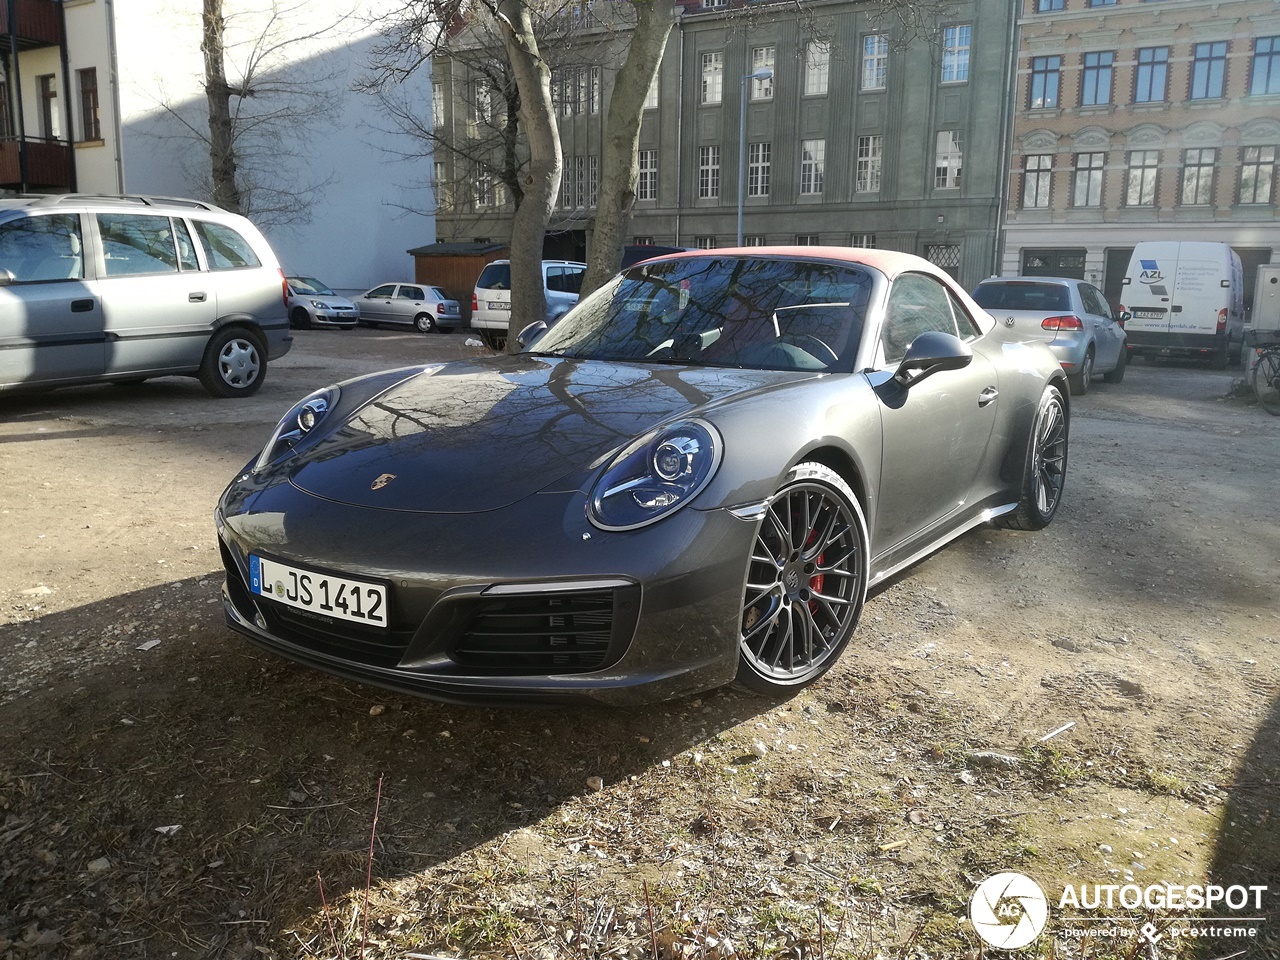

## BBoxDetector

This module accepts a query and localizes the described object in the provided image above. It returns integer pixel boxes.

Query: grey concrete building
[431,0,1016,290]
[1001,0,1279,311]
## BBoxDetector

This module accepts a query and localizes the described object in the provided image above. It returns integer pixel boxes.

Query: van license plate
[1131,309,1165,319]
[250,555,388,629]
[488,301,511,310]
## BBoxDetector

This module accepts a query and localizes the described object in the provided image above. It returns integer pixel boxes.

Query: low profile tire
[414,313,435,334]
[1102,344,1127,383]
[734,462,869,696]
[198,327,266,398]
[290,306,312,330]
[995,384,1069,531]
[1069,348,1093,395]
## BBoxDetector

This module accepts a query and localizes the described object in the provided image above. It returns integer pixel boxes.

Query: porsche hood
[286,355,812,514]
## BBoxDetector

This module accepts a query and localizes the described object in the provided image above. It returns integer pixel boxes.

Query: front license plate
[488,301,511,310]
[250,555,388,629]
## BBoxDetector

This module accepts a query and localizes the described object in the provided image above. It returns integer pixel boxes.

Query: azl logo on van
[1137,259,1164,285]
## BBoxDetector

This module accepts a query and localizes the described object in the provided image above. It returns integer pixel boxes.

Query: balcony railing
[0,0,64,47]
[0,137,73,190]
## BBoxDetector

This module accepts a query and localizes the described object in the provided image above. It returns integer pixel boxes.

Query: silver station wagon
[0,194,292,398]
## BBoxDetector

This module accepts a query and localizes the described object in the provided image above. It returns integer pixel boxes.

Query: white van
[1120,241,1244,367]
[470,259,586,343]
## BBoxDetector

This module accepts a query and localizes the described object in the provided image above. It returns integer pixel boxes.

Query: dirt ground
[1,330,1277,960]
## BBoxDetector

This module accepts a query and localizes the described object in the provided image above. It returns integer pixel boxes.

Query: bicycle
[1249,329,1280,416]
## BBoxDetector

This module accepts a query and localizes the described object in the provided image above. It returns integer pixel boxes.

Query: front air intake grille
[260,604,416,669]
[450,587,634,674]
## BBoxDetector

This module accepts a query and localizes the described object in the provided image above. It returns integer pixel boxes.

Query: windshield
[290,277,335,296]
[973,281,1070,312]
[528,256,873,373]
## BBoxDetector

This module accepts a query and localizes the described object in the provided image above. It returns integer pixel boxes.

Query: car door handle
[189,292,207,302]
[978,386,999,407]
[71,298,95,313]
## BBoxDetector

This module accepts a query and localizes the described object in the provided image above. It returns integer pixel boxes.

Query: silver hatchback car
[971,276,1127,395]
[357,282,461,333]
[0,194,291,397]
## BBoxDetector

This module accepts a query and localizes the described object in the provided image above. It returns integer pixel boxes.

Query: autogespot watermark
[968,873,1270,951]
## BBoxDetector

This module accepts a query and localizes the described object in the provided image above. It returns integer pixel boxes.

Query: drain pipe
[104,0,125,192]
[673,10,684,247]
[993,2,1019,279]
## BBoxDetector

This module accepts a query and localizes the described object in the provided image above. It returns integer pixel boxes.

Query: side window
[564,267,585,295]
[174,219,200,271]
[367,284,396,298]
[545,266,567,293]
[1082,284,1111,318]
[0,214,83,281]
[946,290,981,338]
[398,285,424,300]
[193,220,262,270]
[880,272,960,364]
[97,213,179,276]
[431,286,449,300]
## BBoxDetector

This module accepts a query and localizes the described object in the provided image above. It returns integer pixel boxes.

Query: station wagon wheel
[414,313,435,334]
[996,384,1068,531]
[735,462,868,695]
[198,327,266,398]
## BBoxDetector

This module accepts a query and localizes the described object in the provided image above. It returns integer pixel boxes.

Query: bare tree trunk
[492,0,560,351]
[581,0,675,298]
[202,0,243,214]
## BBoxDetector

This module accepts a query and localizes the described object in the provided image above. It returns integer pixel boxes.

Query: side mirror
[893,331,972,387]
[0,269,14,286]
[517,320,548,347]
[1118,311,1131,325]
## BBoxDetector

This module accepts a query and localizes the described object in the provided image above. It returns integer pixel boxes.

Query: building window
[1089,0,1116,5]
[747,142,771,197]
[633,236,656,245]
[701,52,724,104]
[751,47,775,100]
[800,139,825,195]
[644,76,659,110]
[1251,37,1280,96]
[1081,52,1113,106]
[926,244,961,278]
[432,85,445,127]
[433,161,449,210]
[702,0,726,7]
[637,150,657,201]
[473,171,494,210]
[1036,0,1064,10]
[698,145,720,198]
[862,35,888,91]
[695,236,717,249]
[796,235,821,245]
[1023,155,1052,207]
[1126,150,1159,205]
[1240,145,1276,204]
[856,135,882,192]
[935,130,962,188]
[1029,56,1062,109]
[554,66,601,117]
[0,80,11,138]
[77,68,100,142]
[580,156,599,207]
[1180,148,1216,205]
[942,25,970,84]
[1134,47,1169,103]
[1072,151,1105,207]
[38,75,58,139]
[804,41,830,96]
[852,233,876,247]
[1190,42,1227,100]
[743,235,768,246]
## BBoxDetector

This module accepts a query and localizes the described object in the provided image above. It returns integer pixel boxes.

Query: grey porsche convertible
[215,249,1069,704]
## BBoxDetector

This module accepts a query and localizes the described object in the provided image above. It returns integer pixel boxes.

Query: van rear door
[1123,244,1177,336]
[1170,254,1226,337]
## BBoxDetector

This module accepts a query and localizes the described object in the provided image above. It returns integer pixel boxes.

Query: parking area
[1,330,1278,957]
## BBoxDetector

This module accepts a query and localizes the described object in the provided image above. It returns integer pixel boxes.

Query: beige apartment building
[1001,0,1280,311]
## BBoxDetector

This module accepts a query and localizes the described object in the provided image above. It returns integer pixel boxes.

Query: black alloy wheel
[735,462,868,695]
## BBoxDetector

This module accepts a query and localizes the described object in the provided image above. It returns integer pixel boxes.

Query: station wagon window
[193,220,261,270]
[880,273,963,365]
[0,214,83,282]
[398,285,425,300]
[97,213,180,276]
[175,219,199,271]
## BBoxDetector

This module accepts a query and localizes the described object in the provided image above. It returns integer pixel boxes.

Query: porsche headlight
[589,419,721,530]
[254,386,339,472]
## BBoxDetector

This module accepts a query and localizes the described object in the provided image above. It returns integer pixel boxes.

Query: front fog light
[590,419,721,530]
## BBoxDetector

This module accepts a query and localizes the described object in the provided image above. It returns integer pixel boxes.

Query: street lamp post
[737,67,773,247]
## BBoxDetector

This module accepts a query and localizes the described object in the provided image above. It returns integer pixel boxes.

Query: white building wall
[64,0,122,193]
[102,1,435,290]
